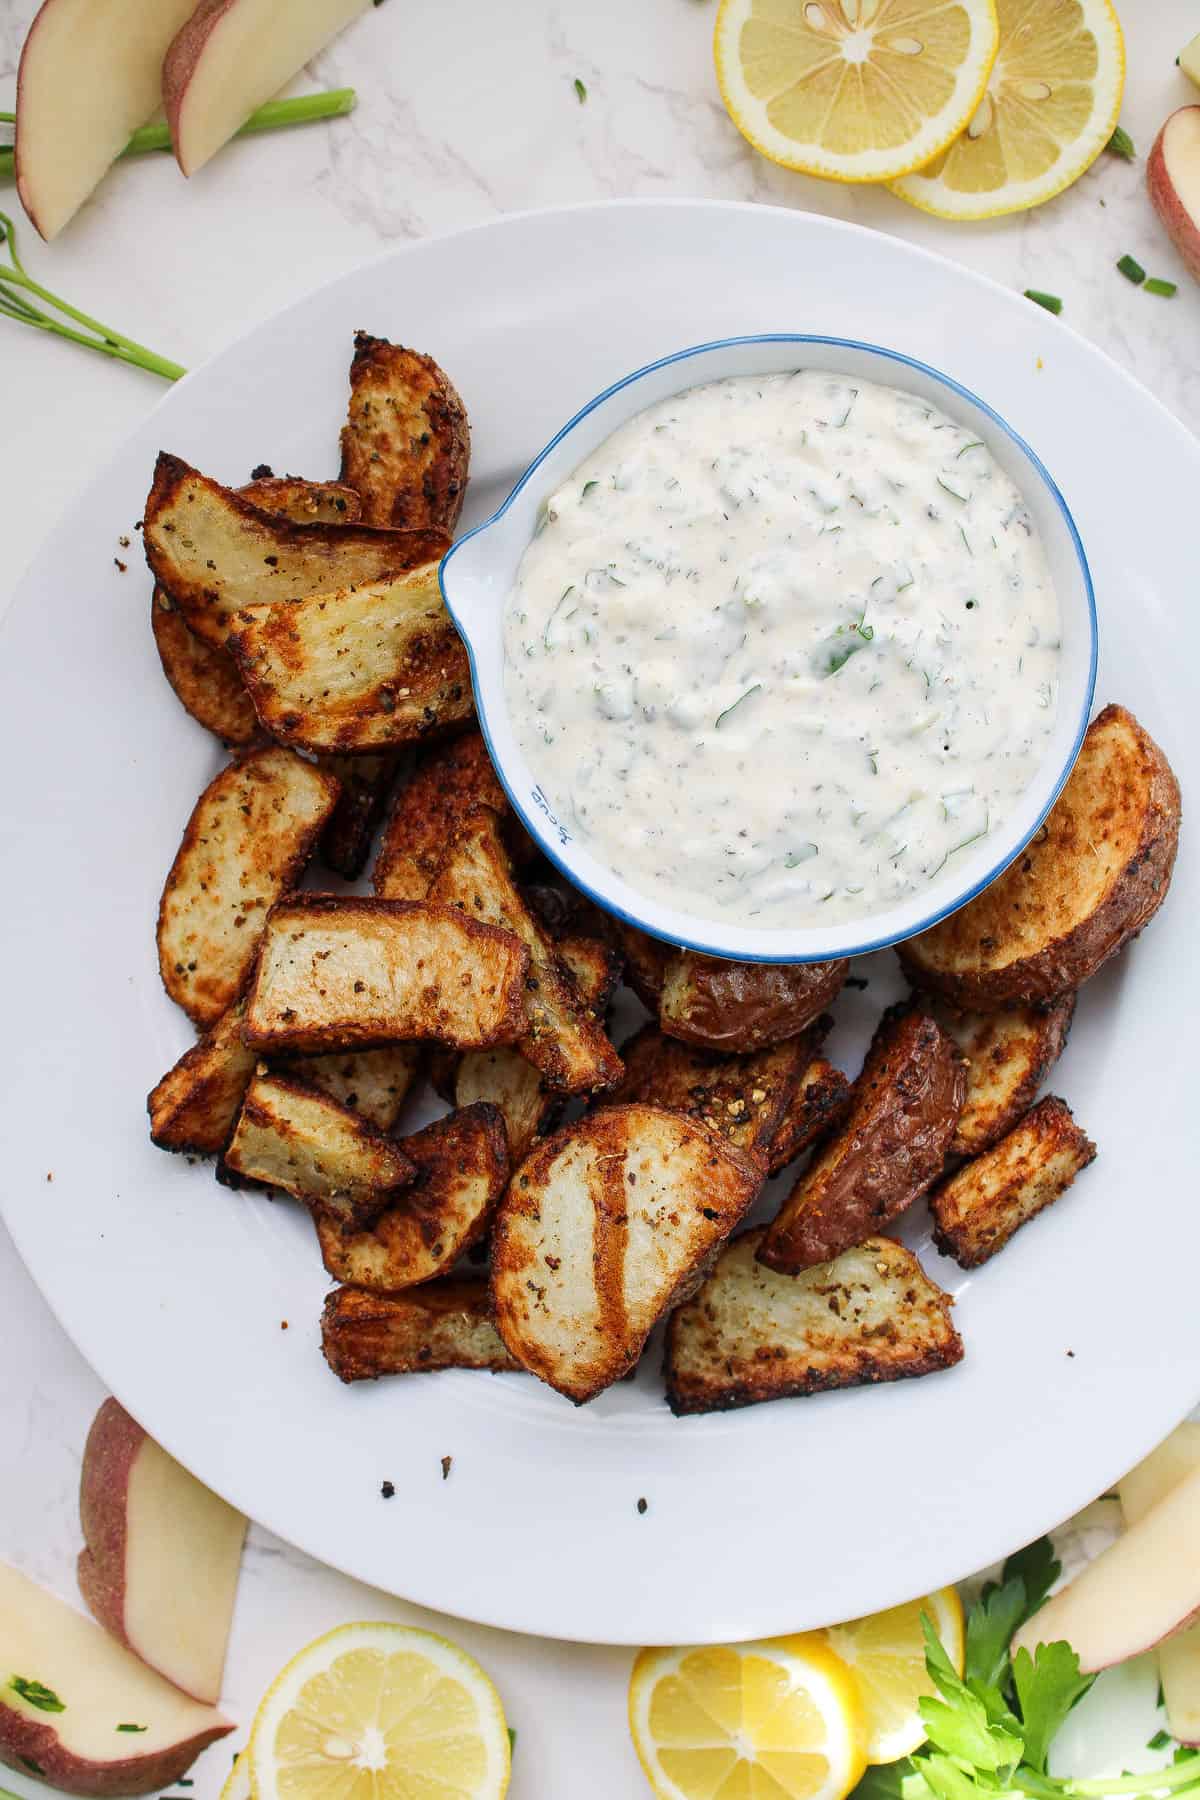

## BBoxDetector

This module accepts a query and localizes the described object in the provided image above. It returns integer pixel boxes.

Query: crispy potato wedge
[315,1102,509,1290]
[321,1280,521,1383]
[758,1006,966,1274]
[603,1024,819,1162]
[227,564,472,755]
[243,895,529,1054]
[429,807,623,1095]
[151,587,262,748]
[918,992,1077,1158]
[147,1000,256,1156]
[659,951,849,1053]
[765,1057,853,1175]
[315,753,401,882]
[157,747,340,1027]
[143,452,447,648]
[237,475,361,523]
[523,882,614,946]
[373,730,528,901]
[605,920,670,1010]
[556,934,623,1018]
[491,1105,761,1403]
[665,1231,963,1415]
[338,334,470,533]
[221,1069,415,1227]
[900,705,1181,1009]
[289,1043,422,1131]
[931,1094,1096,1268]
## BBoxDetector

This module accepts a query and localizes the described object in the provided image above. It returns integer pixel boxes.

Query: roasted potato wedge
[604,920,670,1010]
[237,474,361,523]
[603,1024,820,1162]
[315,753,401,882]
[918,992,1077,1158]
[766,1057,853,1175]
[227,564,472,755]
[289,1043,422,1131]
[665,1231,963,1415]
[221,1068,415,1226]
[931,1095,1096,1268]
[151,588,262,748]
[321,1280,521,1383]
[659,951,849,1052]
[315,1102,509,1290]
[373,729,529,901]
[556,934,623,1018]
[429,807,622,1095]
[157,747,340,1027]
[757,1006,966,1274]
[900,705,1181,1009]
[491,1105,762,1403]
[143,452,447,648]
[523,882,614,947]
[147,1000,256,1155]
[243,895,529,1054]
[338,334,470,533]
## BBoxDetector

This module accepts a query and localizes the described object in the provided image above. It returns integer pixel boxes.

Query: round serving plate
[0,200,1195,1645]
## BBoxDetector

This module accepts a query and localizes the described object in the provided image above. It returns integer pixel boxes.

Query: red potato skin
[14,0,54,238]
[1148,110,1200,285]
[76,1400,142,1657]
[162,0,233,177]
[0,1701,230,1799]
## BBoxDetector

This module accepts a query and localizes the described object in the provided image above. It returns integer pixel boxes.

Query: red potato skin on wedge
[659,952,849,1052]
[0,1703,229,1799]
[1147,109,1200,285]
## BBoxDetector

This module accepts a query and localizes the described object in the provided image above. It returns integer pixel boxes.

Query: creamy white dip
[503,370,1061,927]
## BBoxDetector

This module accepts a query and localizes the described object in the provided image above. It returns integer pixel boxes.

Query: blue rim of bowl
[440,332,1098,964]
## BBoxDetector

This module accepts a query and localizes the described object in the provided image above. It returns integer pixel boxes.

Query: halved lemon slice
[248,1622,511,1800]
[823,1586,964,1765]
[219,1753,252,1800]
[891,0,1124,218]
[629,1632,867,1800]
[713,0,1000,183]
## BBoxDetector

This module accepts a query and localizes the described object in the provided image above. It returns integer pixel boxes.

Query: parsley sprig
[853,1539,1199,1800]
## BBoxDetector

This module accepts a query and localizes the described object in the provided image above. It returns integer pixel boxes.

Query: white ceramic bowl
[440,333,1097,963]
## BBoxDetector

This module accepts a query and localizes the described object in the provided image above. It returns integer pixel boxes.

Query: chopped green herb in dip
[503,370,1061,926]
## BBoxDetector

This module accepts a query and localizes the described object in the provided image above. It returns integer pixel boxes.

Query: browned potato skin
[321,1280,521,1383]
[930,1094,1096,1268]
[237,475,362,523]
[339,334,470,533]
[765,1056,853,1175]
[659,952,849,1053]
[757,1006,967,1273]
[147,1000,256,1156]
[917,991,1077,1159]
[373,730,532,901]
[314,1102,509,1290]
[151,589,263,748]
[899,705,1181,1009]
[603,920,670,1009]
[290,1043,423,1132]
[316,753,401,882]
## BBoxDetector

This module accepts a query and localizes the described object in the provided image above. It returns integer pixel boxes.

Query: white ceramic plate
[1,201,1195,1646]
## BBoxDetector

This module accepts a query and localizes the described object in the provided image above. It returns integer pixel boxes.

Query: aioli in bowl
[502,370,1061,928]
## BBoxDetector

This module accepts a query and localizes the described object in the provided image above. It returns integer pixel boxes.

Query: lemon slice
[629,1632,867,1800]
[220,1754,252,1800]
[891,0,1124,217]
[713,0,1000,183]
[248,1622,511,1800]
[823,1587,964,1764]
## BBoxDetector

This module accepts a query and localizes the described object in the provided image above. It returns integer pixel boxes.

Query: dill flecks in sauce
[503,371,1061,927]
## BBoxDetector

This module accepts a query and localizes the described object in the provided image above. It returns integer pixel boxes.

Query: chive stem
[1144,277,1177,297]
[1106,125,1135,160]
[715,683,762,729]
[1024,290,1063,315]
[1117,254,1146,284]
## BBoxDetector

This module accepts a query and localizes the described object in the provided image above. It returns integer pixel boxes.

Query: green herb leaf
[1013,1642,1093,1774]
[10,1677,65,1713]
[1145,278,1177,297]
[1117,254,1146,285]
[920,1617,1024,1771]
[1003,1537,1060,1622]
[581,480,598,498]
[1149,1732,1173,1752]
[1024,290,1063,315]
[574,77,588,102]
[1107,125,1136,160]
[508,1726,518,1751]
[116,1723,148,1734]
[715,683,762,728]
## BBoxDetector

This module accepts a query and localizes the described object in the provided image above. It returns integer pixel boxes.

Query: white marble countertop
[1,3,1197,1796]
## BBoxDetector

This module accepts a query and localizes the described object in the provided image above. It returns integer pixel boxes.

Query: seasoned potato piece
[289,1043,422,1131]
[322,1281,520,1383]
[766,1058,853,1175]
[659,951,849,1052]
[665,1231,963,1415]
[918,992,1077,1158]
[228,564,471,755]
[523,882,614,947]
[900,705,1181,1009]
[931,1095,1097,1268]
[373,730,529,901]
[221,1069,415,1227]
[556,935,623,1018]
[157,747,340,1027]
[315,1103,508,1290]
[338,334,470,533]
[243,895,529,1054]
[147,1000,256,1156]
[605,920,670,1010]
[151,588,262,748]
[604,1024,819,1162]
[237,474,361,523]
[429,808,622,1095]
[315,753,400,882]
[491,1105,762,1403]
[143,452,447,648]
[758,1006,966,1274]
